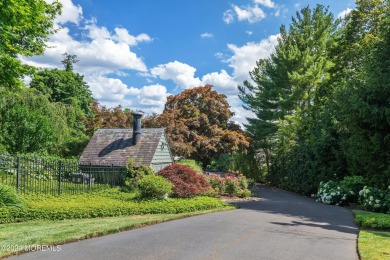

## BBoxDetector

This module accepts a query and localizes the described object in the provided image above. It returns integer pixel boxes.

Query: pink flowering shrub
[206,174,251,198]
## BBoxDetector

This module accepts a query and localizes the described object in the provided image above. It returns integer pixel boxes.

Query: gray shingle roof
[79,128,165,167]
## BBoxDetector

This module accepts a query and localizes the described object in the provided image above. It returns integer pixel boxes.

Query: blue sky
[24,0,355,125]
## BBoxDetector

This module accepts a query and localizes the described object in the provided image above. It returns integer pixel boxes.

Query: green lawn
[353,210,390,260]
[358,230,390,260]
[0,209,230,258]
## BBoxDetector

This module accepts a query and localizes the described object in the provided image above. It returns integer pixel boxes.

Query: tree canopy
[160,85,249,169]
[30,54,94,118]
[239,2,390,193]
[0,0,61,89]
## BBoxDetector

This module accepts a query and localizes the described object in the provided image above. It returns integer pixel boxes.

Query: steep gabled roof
[79,128,166,167]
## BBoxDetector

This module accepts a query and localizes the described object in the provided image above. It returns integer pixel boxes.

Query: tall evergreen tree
[239,5,338,178]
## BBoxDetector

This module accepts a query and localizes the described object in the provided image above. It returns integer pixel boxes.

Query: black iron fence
[0,154,127,195]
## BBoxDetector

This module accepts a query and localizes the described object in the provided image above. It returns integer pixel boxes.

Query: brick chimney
[132,111,144,145]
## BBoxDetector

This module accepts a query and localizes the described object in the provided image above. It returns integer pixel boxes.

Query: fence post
[111,164,114,186]
[88,163,92,191]
[58,160,62,195]
[16,156,21,193]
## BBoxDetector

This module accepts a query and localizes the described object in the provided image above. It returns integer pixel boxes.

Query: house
[79,111,173,172]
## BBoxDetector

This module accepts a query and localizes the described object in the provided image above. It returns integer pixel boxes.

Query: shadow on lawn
[229,184,359,235]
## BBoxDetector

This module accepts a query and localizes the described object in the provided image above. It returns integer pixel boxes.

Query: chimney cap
[132,110,144,117]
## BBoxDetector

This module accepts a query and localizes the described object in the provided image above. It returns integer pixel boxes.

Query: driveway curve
[11,185,358,260]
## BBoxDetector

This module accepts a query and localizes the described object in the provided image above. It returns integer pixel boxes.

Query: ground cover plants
[0,188,232,224]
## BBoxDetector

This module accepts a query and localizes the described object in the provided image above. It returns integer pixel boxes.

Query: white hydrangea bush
[317,180,348,206]
[359,186,390,213]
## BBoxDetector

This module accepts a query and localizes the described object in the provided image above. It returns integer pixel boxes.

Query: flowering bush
[317,180,348,205]
[206,174,251,198]
[359,186,390,213]
[158,164,210,198]
[206,175,226,194]
[317,176,367,206]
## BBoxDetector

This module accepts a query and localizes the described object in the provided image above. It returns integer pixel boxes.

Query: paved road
[11,185,358,260]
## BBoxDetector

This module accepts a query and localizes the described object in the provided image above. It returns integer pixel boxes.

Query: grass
[177,160,203,173]
[353,210,390,260]
[0,208,232,258]
[358,230,390,260]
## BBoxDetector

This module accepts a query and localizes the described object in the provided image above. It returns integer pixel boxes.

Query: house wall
[151,133,173,172]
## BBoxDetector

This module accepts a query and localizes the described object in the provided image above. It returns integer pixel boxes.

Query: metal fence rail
[0,154,127,195]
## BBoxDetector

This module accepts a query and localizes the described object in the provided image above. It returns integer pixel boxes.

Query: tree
[85,101,134,135]
[30,54,94,117]
[333,0,390,188]
[239,5,338,178]
[142,113,163,128]
[0,88,72,155]
[160,85,249,169]
[0,0,61,89]
[61,53,79,71]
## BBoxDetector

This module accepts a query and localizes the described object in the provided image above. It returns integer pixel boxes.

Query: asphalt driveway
[10,185,359,260]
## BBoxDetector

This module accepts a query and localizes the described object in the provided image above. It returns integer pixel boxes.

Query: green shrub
[353,210,390,230]
[137,175,172,199]
[359,186,390,213]
[340,176,366,204]
[225,177,241,196]
[123,158,154,192]
[0,184,23,208]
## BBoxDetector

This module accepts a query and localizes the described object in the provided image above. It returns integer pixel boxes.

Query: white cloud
[25,19,149,76]
[200,32,213,38]
[233,4,266,23]
[45,0,83,25]
[23,0,159,114]
[150,61,201,89]
[227,34,279,82]
[137,84,170,113]
[114,28,152,46]
[201,70,237,95]
[246,31,253,35]
[86,77,169,114]
[254,0,275,8]
[223,10,235,24]
[338,8,353,19]
[224,1,276,24]
[87,75,141,102]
